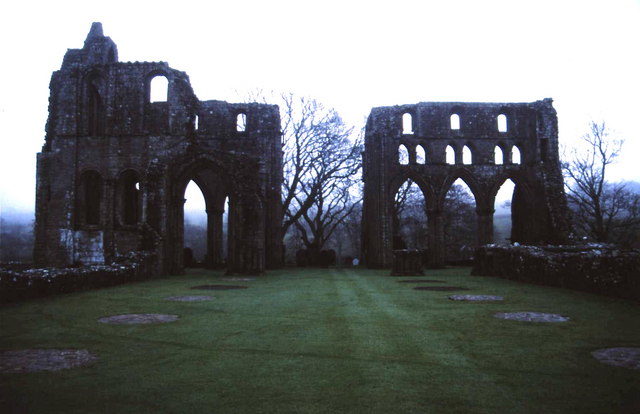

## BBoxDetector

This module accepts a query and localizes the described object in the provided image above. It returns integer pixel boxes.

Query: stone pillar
[102,178,116,263]
[205,208,223,268]
[476,207,494,247]
[455,147,464,165]
[426,208,445,268]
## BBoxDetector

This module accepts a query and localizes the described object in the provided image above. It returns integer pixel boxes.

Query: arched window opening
[87,80,104,136]
[450,114,460,130]
[497,114,508,132]
[402,113,413,134]
[494,179,515,244]
[183,180,207,266]
[444,178,477,262]
[416,145,426,164]
[398,144,409,165]
[445,145,456,165]
[462,145,473,165]
[194,115,199,131]
[81,171,102,226]
[222,196,229,261]
[149,75,168,102]
[494,146,504,165]
[119,170,140,226]
[393,180,427,250]
[236,113,247,132]
[512,145,521,164]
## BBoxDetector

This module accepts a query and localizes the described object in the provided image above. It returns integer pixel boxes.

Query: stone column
[426,208,445,268]
[476,207,494,247]
[205,208,223,268]
[103,178,116,263]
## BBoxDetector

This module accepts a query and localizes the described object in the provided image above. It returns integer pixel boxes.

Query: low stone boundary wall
[472,244,640,301]
[0,252,156,303]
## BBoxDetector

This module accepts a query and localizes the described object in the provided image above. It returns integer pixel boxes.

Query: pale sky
[1,0,639,215]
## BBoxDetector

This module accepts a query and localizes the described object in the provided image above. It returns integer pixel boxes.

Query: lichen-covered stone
[473,244,640,300]
[361,100,570,268]
[34,23,283,276]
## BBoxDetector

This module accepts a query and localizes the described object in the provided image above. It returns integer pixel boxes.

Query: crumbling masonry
[362,100,571,268]
[34,23,283,275]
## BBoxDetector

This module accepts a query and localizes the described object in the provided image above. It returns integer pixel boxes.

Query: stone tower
[34,23,283,275]
[361,100,571,268]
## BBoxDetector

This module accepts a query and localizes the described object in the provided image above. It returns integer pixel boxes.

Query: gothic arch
[438,169,482,209]
[388,172,436,211]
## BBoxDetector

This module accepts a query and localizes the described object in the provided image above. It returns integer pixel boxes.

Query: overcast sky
[0,0,638,216]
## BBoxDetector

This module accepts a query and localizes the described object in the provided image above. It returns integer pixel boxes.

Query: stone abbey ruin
[361,101,571,268]
[32,23,573,277]
[34,23,283,275]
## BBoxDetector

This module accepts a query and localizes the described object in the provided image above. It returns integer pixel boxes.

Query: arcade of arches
[362,100,571,268]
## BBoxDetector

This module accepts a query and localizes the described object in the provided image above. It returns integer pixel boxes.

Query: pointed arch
[85,72,105,136]
[512,145,521,164]
[439,171,482,210]
[494,145,504,165]
[183,179,207,265]
[398,144,409,165]
[493,178,515,244]
[416,145,426,164]
[445,145,456,165]
[462,145,473,165]
[489,174,534,244]
[392,178,428,250]
[442,177,478,261]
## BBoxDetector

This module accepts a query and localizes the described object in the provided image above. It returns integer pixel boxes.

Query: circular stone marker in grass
[493,312,569,322]
[413,286,469,291]
[191,285,248,290]
[221,277,256,282]
[449,295,504,302]
[0,349,98,373]
[592,348,640,370]
[165,296,213,302]
[98,314,179,324]
[398,279,446,283]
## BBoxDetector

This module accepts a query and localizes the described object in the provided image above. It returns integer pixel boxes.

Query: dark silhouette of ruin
[34,23,283,275]
[362,100,571,268]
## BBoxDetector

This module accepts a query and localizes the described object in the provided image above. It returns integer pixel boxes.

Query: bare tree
[245,91,362,259]
[563,121,640,245]
[292,124,362,257]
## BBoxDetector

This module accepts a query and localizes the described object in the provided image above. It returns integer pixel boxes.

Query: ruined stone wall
[34,23,283,275]
[362,100,571,268]
[472,245,640,301]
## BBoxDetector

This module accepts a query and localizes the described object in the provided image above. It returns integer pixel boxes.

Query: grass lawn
[1,267,639,413]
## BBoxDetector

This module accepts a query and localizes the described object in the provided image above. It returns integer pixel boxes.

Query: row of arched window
[398,144,521,165]
[192,113,246,132]
[149,75,247,132]
[77,170,141,227]
[87,74,249,134]
[401,113,508,134]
